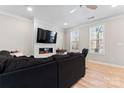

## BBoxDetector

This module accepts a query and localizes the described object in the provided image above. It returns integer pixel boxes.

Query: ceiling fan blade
[86,5,98,10]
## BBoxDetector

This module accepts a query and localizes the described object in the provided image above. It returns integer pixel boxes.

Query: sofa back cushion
[0,56,9,73]
[52,53,84,63]
[0,50,12,57]
[67,52,81,56]
[52,54,70,61]
[3,56,54,73]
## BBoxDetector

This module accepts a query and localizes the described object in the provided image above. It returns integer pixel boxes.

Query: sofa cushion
[52,54,70,61]
[0,50,12,57]
[0,56,9,73]
[3,56,54,73]
[67,52,81,56]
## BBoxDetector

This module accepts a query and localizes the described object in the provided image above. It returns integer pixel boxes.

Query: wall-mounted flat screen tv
[37,28,57,43]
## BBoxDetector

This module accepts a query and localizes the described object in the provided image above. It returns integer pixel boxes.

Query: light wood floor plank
[72,61,124,88]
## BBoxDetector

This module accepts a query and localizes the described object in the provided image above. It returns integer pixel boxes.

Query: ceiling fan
[70,5,98,13]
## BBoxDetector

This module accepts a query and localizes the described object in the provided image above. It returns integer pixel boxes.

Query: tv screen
[37,28,57,43]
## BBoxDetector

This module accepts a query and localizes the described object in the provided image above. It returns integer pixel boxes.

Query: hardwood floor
[72,61,124,88]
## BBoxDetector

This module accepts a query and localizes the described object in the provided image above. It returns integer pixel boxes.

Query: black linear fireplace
[39,48,53,54]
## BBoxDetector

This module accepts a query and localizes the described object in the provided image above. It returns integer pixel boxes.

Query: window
[70,30,79,52]
[89,25,105,54]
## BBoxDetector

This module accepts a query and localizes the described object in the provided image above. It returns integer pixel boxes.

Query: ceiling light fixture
[112,5,118,7]
[70,8,77,14]
[64,23,68,26]
[27,6,33,11]
[88,16,95,20]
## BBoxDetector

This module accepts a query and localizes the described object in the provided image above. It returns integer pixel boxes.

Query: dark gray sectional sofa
[0,51,86,88]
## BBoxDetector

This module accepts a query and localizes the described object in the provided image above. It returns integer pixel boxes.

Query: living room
[0,2,124,90]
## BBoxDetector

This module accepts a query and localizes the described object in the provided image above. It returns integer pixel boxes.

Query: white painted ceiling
[0,5,124,29]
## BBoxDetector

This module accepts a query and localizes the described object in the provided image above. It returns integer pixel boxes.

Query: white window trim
[70,29,80,52]
[89,24,105,56]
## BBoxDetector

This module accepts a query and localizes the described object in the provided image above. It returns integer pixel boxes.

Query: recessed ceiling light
[70,8,77,14]
[27,6,33,11]
[112,5,118,7]
[64,23,68,26]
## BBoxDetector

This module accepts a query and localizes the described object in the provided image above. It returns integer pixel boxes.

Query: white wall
[0,13,33,56]
[65,14,124,66]
[33,18,64,57]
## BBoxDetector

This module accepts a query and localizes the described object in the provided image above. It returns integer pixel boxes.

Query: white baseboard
[87,60,124,68]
